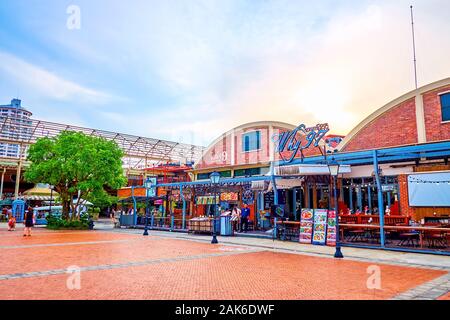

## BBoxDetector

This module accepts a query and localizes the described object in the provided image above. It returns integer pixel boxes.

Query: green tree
[86,189,118,211]
[25,131,127,220]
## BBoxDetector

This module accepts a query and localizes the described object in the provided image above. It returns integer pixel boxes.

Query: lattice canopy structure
[0,115,205,170]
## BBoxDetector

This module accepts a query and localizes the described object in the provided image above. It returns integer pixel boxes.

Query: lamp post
[49,185,54,213]
[328,159,344,259]
[209,172,220,244]
[143,177,153,236]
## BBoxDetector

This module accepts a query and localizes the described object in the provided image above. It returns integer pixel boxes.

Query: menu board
[326,210,337,246]
[264,192,274,209]
[299,209,314,244]
[312,209,328,245]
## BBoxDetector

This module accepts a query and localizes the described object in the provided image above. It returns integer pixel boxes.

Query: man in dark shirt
[240,204,250,233]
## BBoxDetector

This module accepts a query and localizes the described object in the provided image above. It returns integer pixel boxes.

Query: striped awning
[251,180,269,191]
[22,195,55,201]
[268,178,304,190]
[275,164,351,176]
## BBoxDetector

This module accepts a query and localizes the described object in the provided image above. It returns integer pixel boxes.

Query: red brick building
[193,77,450,223]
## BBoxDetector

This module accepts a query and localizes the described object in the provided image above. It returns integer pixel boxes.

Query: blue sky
[1,0,449,146]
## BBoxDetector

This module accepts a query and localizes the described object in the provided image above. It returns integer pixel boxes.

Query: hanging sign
[272,123,329,163]
[146,177,157,197]
[220,192,239,201]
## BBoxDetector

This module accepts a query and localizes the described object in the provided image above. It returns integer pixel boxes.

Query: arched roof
[193,121,296,168]
[338,77,450,150]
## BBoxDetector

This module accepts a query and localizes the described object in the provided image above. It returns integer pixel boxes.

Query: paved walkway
[0,221,448,300]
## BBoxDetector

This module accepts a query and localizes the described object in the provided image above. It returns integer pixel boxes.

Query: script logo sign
[272,123,329,163]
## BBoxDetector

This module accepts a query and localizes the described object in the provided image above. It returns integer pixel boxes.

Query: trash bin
[220,215,233,236]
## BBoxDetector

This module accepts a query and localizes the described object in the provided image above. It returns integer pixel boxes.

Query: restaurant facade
[119,77,450,255]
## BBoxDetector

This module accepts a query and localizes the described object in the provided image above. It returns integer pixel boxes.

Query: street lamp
[209,172,220,244]
[49,185,54,213]
[143,177,153,236]
[328,159,344,259]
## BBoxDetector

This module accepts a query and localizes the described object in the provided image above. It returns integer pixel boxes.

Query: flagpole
[410,5,418,90]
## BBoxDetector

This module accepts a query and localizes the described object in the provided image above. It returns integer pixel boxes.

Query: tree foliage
[86,189,118,211]
[25,131,127,220]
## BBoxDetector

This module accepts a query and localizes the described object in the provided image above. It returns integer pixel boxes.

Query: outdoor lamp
[209,171,220,185]
[328,160,340,177]
[209,172,220,244]
[143,177,153,236]
[328,159,344,259]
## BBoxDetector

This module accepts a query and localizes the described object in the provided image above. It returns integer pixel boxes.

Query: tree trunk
[62,199,70,220]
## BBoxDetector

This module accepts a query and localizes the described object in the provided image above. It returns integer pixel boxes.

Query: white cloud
[0,51,115,104]
[5,0,450,146]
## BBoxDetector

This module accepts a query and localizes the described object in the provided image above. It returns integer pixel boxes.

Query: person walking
[240,204,250,233]
[7,213,16,231]
[109,207,115,224]
[231,206,241,232]
[23,207,34,237]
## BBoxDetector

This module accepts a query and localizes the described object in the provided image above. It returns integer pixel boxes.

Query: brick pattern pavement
[0,249,260,281]
[392,273,450,300]
[0,227,448,300]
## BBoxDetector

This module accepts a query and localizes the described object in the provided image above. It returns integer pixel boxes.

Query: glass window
[242,131,261,152]
[197,171,231,180]
[441,92,450,121]
[234,168,261,177]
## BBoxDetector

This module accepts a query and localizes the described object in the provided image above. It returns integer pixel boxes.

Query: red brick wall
[398,174,414,218]
[343,98,418,152]
[195,124,326,170]
[195,134,232,169]
[423,84,450,141]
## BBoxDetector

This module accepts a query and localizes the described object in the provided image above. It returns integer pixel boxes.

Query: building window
[234,168,261,177]
[197,171,232,180]
[441,92,450,121]
[242,131,261,152]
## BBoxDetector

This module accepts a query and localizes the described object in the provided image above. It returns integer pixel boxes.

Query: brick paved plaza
[0,224,449,300]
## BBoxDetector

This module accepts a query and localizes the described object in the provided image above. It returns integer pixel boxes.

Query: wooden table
[340,224,449,248]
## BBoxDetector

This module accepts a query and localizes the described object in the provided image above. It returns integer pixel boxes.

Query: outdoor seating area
[340,221,450,252]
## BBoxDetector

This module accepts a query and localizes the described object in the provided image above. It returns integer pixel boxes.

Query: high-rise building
[0,98,33,158]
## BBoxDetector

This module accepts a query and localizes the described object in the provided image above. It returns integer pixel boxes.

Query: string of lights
[408,176,450,184]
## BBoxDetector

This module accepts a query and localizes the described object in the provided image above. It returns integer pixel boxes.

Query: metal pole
[180,185,186,229]
[373,150,385,247]
[292,188,297,221]
[132,186,137,226]
[410,5,418,90]
[14,160,22,199]
[272,176,278,205]
[143,194,149,236]
[349,181,354,212]
[0,168,6,200]
[334,176,344,258]
[49,187,53,213]
[211,184,218,244]
[357,185,362,212]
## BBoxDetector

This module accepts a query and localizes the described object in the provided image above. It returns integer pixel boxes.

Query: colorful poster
[299,209,314,244]
[312,209,328,245]
[196,196,219,205]
[326,210,337,246]
[220,192,239,201]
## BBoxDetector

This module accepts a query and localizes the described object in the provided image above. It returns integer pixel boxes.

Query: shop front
[118,78,450,255]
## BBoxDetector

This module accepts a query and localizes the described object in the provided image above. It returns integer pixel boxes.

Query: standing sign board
[326,210,337,246]
[299,209,314,244]
[146,177,157,198]
[312,209,328,245]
